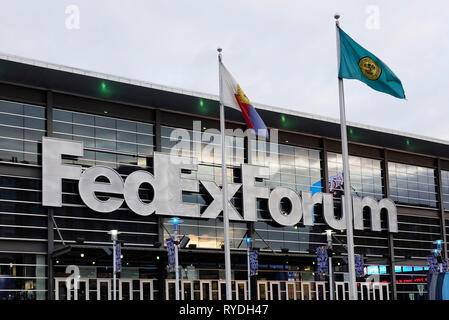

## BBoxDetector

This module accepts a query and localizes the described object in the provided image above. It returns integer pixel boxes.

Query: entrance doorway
[257,281,268,300]
[286,282,296,300]
[315,281,326,300]
[335,281,348,300]
[301,282,313,300]
[360,282,371,300]
[372,283,389,300]
[200,280,212,300]
[119,279,133,300]
[140,280,154,300]
[269,281,281,300]
[235,281,247,300]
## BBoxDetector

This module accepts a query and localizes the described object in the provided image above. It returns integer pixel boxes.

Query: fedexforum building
[0,54,447,301]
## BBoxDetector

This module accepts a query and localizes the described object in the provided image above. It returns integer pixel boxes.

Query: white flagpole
[217,48,233,300]
[334,14,358,300]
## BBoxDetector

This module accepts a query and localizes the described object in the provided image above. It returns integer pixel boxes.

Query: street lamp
[245,237,252,300]
[170,217,183,300]
[323,229,335,300]
[433,240,444,272]
[108,229,120,300]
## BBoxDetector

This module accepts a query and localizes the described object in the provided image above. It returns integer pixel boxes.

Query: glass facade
[0,253,46,300]
[252,141,326,253]
[327,153,383,199]
[394,214,441,259]
[441,170,449,210]
[160,126,246,249]
[49,109,159,246]
[388,162,437,207]
[0,98,447,301]
[0,100,45,165]
[53,109,154,169]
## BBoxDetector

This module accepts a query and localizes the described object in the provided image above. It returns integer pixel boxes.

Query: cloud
[0,0,447,140]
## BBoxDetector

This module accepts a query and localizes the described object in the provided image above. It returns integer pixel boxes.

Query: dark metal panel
[0,81,46,106]
[387,150,436,168]
[0,240,47,253]
[53,92,156,124]
[160,109,243,132]
[322,139,383,159]
[326,140,342,153]
[349,144,383,159]
[441,159,449,171]
[278,131,321,149]
[0,163,40,178]
[397,206,440,218]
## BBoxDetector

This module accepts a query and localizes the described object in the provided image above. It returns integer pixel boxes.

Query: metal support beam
[154,108,166,300]
[322,139,329,193]
[46,91,54,300]
[436,158,448,258]
[383,149,397,300]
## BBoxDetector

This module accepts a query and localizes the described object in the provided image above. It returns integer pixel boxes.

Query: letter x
[200,180,242,220]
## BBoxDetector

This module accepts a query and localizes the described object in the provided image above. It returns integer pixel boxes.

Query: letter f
[42,137,83,207]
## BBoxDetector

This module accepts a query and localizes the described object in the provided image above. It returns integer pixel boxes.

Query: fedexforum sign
[42,137,398,232]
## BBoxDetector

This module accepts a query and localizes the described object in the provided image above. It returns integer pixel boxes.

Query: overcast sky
[0,1,448,141]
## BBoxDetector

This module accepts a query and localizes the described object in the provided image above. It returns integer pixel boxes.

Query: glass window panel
[0,138,23,151]
[23,105,45,118]
[96,139,116,150]
[0,114,23,127]
[137,134,153,145]
[117,142,137,154]
[137,123,153,134]
[95,128,116,140]
[95,116,116,128]
[95,151,116,163]
[390,162,436,208]
[138,145,153,156]
[53,109,72,122]
[24,118,45,130]
[0,126,23,139]
[24,141,38,153]
[0,101,23,114]
[24,130,42,142]
[73,124,94,137]
[73,113,94,125]
[77,136,95,148]
[117,131,137,143]
[117,119,137,132]
[53,122,72,134]
[327,152,382,199]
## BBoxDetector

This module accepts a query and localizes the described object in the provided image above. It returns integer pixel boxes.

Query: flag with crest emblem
[338,27,405,99]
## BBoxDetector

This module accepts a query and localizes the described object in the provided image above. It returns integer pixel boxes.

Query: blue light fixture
[171,217,181,232]
[245,237,252,246]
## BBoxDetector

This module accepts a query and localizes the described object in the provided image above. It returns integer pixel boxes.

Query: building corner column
[46,91,54,300]
[383,149,397,300]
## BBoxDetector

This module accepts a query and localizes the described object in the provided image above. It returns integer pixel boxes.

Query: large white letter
[78,166,124,213]
[241,164,270,221]
[268,187,302,226]
[153,152,200,217]
[42,137,83,207]
[124,170,156,216]
[200,180,242,220]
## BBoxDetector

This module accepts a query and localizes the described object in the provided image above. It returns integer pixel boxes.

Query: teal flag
[338,27,405,99]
